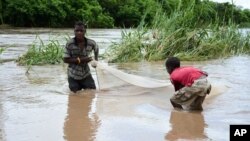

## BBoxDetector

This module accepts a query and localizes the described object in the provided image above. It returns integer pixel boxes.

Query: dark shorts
[68,75,96,93]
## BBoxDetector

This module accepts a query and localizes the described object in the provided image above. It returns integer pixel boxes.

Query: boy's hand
[91,60,98,68]
[80,57,92,63]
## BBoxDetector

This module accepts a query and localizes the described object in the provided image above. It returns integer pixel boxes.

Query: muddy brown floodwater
[0,28,250,141]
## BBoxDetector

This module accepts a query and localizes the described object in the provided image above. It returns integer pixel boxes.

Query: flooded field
[0,28,250,141]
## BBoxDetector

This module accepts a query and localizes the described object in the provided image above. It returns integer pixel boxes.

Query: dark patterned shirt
[64,37,98,80]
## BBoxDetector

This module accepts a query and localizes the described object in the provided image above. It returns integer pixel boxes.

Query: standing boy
[63,21,98,93]
[165,57,211,110]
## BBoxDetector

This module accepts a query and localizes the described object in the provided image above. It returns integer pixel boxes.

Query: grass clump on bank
[104,0,250,62]
[17,35,68,65]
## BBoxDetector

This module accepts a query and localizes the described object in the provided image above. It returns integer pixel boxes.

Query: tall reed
[105,0,250,62]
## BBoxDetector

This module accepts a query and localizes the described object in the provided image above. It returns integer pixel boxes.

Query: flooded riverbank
[1,28,250,141]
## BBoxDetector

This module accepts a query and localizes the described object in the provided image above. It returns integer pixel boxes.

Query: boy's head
[74,21,87,40]
[165,57,180,74]
[74,21,87,29]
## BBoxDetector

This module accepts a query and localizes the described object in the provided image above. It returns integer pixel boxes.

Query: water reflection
[165,110,208,141]
[0,101,4,141]
[64,90,100,141]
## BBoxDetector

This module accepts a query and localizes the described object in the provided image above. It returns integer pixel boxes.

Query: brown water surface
[1,28,250,141]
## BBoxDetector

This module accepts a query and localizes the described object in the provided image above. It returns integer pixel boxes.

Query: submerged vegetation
[105,0,250,62]
[0,47,4,62]
[0,47,4,54]
[17,35,68,65]
[15,0,250,65]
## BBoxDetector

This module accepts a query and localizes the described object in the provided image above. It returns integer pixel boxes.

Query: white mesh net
[94,62,171,90]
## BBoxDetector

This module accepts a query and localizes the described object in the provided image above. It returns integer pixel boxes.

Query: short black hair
[165,57,180,69]
[74,21,87,28]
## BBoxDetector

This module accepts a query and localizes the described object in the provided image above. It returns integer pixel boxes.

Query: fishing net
[94,62,171,90]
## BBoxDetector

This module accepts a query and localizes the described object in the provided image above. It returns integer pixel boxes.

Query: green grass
[17,34,69,65]
[15,0,250,65]
[0,47,4,63]
[104,0,250,62]
[0,47,4,54]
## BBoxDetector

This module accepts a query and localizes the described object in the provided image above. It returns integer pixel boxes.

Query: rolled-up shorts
[170,76,211,106]
[68,74,96,92]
